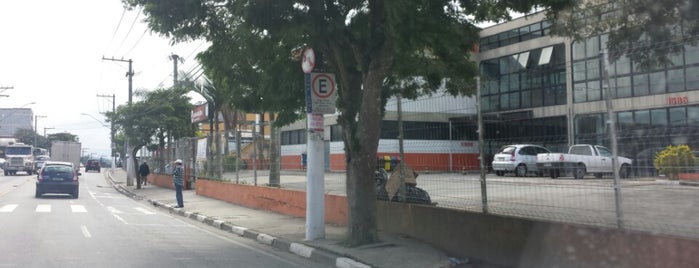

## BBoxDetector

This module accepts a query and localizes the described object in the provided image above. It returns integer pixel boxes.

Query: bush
[223,155,247,172]
[654,145,696,180]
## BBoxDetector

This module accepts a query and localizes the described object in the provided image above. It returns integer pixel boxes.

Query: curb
[106,170,371,268]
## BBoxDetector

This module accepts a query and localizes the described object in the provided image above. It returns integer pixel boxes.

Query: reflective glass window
[667,68,685,92]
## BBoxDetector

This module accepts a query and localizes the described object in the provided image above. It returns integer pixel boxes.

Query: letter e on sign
[309,73,337,114]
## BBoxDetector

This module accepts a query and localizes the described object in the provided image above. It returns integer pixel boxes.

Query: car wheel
[3,170,6,176]
[35,189,41,198]
[574,165,586,180]
[515,164,527,177]
[72,189,79,199]
[495,170,504,176]
[619,164,630,179]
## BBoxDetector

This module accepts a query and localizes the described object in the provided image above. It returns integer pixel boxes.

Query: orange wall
[195,179,349,225]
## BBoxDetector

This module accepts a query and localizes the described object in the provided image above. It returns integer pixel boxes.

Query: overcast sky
[0,1,208,157]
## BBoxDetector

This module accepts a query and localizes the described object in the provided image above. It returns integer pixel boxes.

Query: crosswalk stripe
[0,204,18,212]
[36,204,51,213]
[71,205,87,213]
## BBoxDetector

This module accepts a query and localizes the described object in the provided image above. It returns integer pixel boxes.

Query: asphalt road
[0,171,325,268]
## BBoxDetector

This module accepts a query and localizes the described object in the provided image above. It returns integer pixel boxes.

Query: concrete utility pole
[102,57,134,185]
[170,54,182,87]
[34,115,46,147]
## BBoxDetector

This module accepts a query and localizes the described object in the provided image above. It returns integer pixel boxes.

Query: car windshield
[497,146,516,154]
[42,165,73,178]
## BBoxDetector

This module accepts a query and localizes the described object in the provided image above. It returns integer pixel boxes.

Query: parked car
[537,144,633,179]
[84,159,101,173]
[34,155,50,174]
[35,161,80,198]
[491,144,551,177]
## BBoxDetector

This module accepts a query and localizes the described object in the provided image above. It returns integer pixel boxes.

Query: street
[0,171,325,268]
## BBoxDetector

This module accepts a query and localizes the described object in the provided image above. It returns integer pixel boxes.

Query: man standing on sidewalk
[139,161,150,186]
[172,159,184,208]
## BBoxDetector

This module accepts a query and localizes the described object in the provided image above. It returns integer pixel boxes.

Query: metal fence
[148,94,699,240]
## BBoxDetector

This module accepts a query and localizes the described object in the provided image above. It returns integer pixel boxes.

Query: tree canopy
[551,0,699,68]
[123,0,572,246]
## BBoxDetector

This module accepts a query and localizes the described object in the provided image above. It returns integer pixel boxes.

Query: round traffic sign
[311,73,335,98]
[301,48,315,73]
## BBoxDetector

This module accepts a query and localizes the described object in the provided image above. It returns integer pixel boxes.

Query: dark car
[34,155,50,174]
[85,159,101,173]
[35,161,80,198]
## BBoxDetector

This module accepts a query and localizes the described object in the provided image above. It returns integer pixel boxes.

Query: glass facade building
[478,12,699,175]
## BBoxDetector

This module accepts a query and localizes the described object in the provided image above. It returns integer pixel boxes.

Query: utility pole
[102,57,134,185]
[34,115,46,147]
[97,94,116,167]
[170,54,182,87]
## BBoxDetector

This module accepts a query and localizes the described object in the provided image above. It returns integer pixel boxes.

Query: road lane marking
[0,204,18,212]
[135,207,156,215]
[36,204,51,213]
[107,206,122,214]
[71,205,87,213]
[113,214,128,225]
[80,225,92,238]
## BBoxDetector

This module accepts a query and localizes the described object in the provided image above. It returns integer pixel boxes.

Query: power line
[112,7,142,56]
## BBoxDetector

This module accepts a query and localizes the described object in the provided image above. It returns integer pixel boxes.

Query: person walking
[172,159,184,208]
[139,161,150,186]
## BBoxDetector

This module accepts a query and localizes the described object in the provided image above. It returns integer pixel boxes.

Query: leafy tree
[107,87,193,188]
[123,0,568,246]
[551,0,699,68]
[47,132,79,142]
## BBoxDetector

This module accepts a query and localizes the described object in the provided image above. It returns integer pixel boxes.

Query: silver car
[492,144,550,177]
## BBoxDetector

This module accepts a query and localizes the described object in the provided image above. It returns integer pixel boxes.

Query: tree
[551,0,699,68]
[123,0,568,246]
[107,87,193,188]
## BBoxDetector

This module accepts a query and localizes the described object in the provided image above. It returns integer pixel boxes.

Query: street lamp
[44,127,54,137]
[34,115,46,147]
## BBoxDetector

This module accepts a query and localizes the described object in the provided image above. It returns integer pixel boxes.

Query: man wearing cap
[172,159,184,208]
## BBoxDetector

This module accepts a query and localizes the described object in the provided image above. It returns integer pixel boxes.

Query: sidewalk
[105,168,459,268]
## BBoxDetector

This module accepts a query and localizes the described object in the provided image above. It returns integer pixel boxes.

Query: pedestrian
[139,161,150,186]
[172,159,184,208]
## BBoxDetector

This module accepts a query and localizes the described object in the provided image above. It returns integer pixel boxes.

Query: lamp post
[34,115,46,147]
[44,127,54,138]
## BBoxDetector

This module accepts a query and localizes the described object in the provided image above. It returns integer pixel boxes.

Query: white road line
[80,225,92,238]
[134,207,156,215]
[36,204,51,213]
[113,214,128,225]
[0,204,18,213]
[107,206,123,214]
[71,205,87,213]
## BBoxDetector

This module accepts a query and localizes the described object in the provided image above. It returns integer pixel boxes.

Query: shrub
[654,145,696,180]
[223,154,247,172]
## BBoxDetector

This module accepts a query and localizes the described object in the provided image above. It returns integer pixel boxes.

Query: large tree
[123,0,570,246]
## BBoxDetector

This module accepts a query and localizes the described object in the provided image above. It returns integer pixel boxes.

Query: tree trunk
[269,113,280,187]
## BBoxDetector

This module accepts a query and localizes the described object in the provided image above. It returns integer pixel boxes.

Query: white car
[492,144,551,177]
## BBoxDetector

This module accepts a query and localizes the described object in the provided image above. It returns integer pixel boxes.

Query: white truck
[50,141,82,171]
[3,143,34,175]
[536,144,633,179]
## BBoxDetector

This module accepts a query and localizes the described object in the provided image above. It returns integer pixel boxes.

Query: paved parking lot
[211,169,699,239]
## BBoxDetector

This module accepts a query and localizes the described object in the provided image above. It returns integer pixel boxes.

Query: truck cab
[3,143,34,175]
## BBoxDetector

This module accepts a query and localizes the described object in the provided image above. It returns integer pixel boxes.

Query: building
[477,12,699,175]
[0,108,33,138]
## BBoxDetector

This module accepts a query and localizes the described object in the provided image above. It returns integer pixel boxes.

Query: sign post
[301,48,338,240]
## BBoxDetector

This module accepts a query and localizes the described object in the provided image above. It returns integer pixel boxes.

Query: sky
[0,1,208,158]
